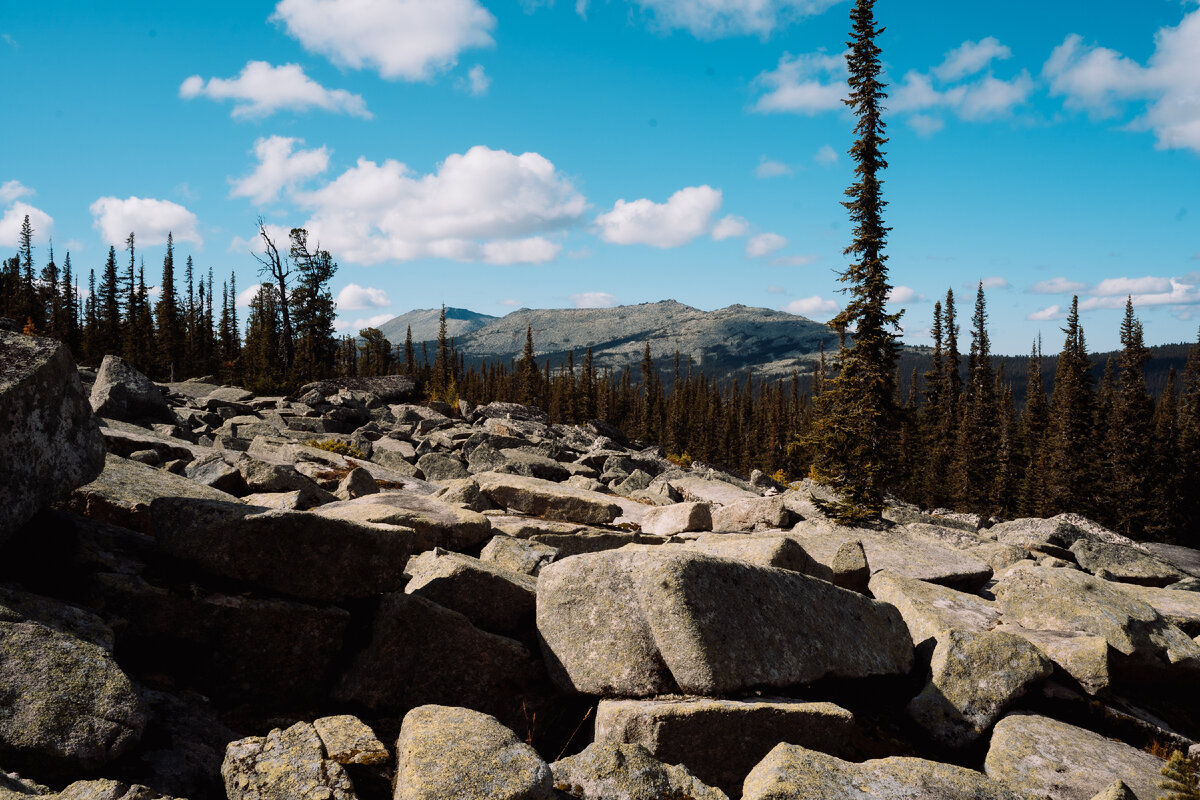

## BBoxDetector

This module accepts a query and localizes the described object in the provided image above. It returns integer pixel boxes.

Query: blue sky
[2,0,1198,354]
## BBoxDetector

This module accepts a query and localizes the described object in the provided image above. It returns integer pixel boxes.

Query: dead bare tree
[252,218,295,376]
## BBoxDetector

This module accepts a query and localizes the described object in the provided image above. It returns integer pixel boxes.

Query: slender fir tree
[154,232,186,378]
[1044,297,1095,515]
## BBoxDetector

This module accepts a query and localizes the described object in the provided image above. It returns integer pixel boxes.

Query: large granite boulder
[906,629,1052,747]
[679,534,816,573]
[1115,582,1200,636]
[595,697,854,796]
[710,496,793,532]
[480,535,558,576]
[994,624,1113,697]
[475,472,623,525]
[151,498,412,602]
[405,549,537,638]
[744,744,1024,800]
[312,491,492,552]
[537,549,912,697]
[393,705,555,800]
[868,571,1002,648]
[640,502,712,536]
[0,331,105,541]
[0,619,146,776]
[88,355,171,422]
[984,713,1165,800]
[1070,538,1184,587]
[222,722,356,800]
[551,742,728,800]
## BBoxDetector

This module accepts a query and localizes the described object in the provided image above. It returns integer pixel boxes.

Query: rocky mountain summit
[380,301,837,382]
[3,327,1200,800]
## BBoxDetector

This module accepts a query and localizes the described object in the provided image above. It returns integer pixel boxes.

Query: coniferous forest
[3,212,1199,546]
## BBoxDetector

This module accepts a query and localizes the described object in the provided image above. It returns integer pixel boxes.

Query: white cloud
[336,283,391,310]
[629,0,845,38]
[0,201,54,247]
[594,185,722,248]
[1028,304,1064,321]
[770,254,818,266]
[782,295,838,318]
[1031,276,1088,294]
[1091,276,1172,296]
[888,285,924,303]
[295,145,585,264]
[179,61,370,119]
[89,196,201,247]
[767,285,786,295]
[752,51,846,114]
[892,66,1033,121]
[934,37,1012,81]
[0,180,33,203]
[465,64,490,95]
[570,291,618,308]
[746,232,787,257]
[907,114,945,136]
[498,298,521,307]
[236,284,265,307]
[1044,9,1200,153]
[814,145,838,165]
[272,0,496,81]
[978,276,1010,290]
[228,223,292,257]
[755,158,793,178]
[351,313,395,330]
[711,214,749,240]
[230,136,330,205]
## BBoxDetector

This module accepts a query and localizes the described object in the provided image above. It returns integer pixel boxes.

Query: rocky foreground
[3,329,1200,800]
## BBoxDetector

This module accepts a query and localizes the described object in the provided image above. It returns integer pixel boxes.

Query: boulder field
[2,337,1198,800]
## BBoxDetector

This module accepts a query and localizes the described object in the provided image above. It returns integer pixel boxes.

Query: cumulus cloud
[1028,304,1065,321]
[1079,277,1200,311]
[934,36,1012,81]
[0,180,33,203]
[711,215,749,241]
[978,276,1010,289]
[294,145,585,264]
[751,51,846,114]
[570,291,618,308]
[230,136,330,205]
[1091,276,1172,296]
[782,295,838,318]
[814,145,838,165]
[1043,8,1200,153]
[628,0,845,38]
[0,201,54,248]
[272,0,496,81]
[236,284,265,307]
[1031,276,1088,294]
[594,185,722,248]
[755,158,793,178]
[179,61,370,119]
[89,196,201,247]
[746,232,787,257]
[336,283,390,310]
[892,64,1033,122]
[888,285,924,303]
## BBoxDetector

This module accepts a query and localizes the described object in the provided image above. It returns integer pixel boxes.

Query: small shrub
[666,452,693,469]
[303,439,367,459]
[1161,750,1200,800]
[770,468,789,485]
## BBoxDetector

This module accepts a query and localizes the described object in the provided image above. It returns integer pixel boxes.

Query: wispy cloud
[570,291,617,308]
[180,61,371,119]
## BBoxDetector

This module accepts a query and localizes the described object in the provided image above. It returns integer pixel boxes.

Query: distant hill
[378,300,838,381]
[376,307,498,346]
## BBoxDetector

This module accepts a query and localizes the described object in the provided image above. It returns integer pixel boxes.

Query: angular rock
[0,331,105,540]
[530,531,664,559]
[222,722,356,800]
[0,620,147,776]
[1070,538,1184,587]
[1088,781,1137,800]
[868,571,1002,648]
[334,594,551,732]
[994,624,1112,697]
[537,549,913,697]
[641,502,712,536]
[831,539,870,594]
[184,452,247,495]
[476,472,623,525]
[551,742,728,800]
[480,535,558,576]
[595,697,854,797]
[313,716,389,766]
[312,491,492,552]
[405,549,537,638]
[0,586,114,651]
[239,490,304,509]
[984,713,1165,800]
[88,355,171,422]
[334,467,380,500]
[1116,582,1200,636]
[994,564,1200,682]
[1141,542,1200,579]
[367,436,417,471]
[394,705,555,800]
[906,629,1053,747]
[710,496,793,532]
[611,469,653,497]
[64,454,238,534]
[55,779,185,800]
[679,534,816,573]
[98,424,203,463]
[667,477,759,506]
[415,452,469,481]
[152,498,412,602]
[236,458,336,509]
[745,743,1024,800]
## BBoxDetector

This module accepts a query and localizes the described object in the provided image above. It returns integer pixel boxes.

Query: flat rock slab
[537,549,912,697]
[641,502,712,536]
[222,722,355,800]
[475,471,623,524]
[63,454,238,534]
[667,477,759,506]
[551,742,728,800]
[152,498,412,602]
[994,564,1200,682]
[984,713,1165,800]
[1070,539,1183,587]
[394,705,555,800]
[313,491,492,552]
[405,549,537,638]
[744,743,1024,800]
[994,624,1112,697]
[1115,583,1200,636]
[530,531,666,559]
[791,522,993,592]
[710,496,793,533]
[868,571,1002,648]
[480,535,558,576]
[675,534,816,573]
[1141,542,1200,579]
[0,331,105,541]
[595,697,854,797]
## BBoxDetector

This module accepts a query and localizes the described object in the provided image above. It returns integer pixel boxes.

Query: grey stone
[611,469,653,497]
[184,452,247,495]
[831,539,870,594]
[405,549,537,638]
[595,697,854,797]
[641,502,712,536]
[313,491,492,552]
[0,586,114,652]
[667,477,759,506]
[394,705,555,800]
[480,535,558,576]
[88,355,171,422]
[475,472,623,525]
[237,457,336,508]
[313,715,389,766]
[222,722,356,800]
[0,331,105,540]
[994,624,1112,696]
[1116,582,1200,636]
[677,534,816,573]
[334,466,380,500]
[551,742,728,800]
[710,496,793,532]
[415,452,469,481]
[1070,538,1184,587]
[868,571,1002,648]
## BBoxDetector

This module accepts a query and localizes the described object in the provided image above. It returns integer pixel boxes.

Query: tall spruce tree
[518,325,541,407]
[804,0,900,521]
[1105,297,1153,536]
[1174,328,1200,541]
[956,282,999,512]
[154,232,186,378]
[1044,297,1095,515]
[1018,338,1050,516]
[97,246,122,357]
